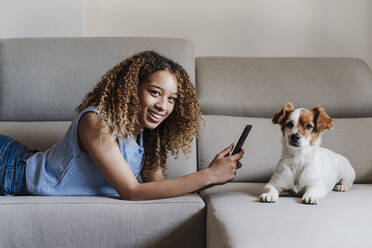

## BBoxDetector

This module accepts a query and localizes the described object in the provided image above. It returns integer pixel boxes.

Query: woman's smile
[147,109,163,123]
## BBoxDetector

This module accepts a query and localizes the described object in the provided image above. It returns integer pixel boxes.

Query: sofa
[0,37,371,248]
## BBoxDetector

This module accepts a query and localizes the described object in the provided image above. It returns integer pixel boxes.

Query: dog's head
[272,102,334,148]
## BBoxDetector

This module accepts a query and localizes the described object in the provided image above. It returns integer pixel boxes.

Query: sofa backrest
[0,37,196,179]
[196,57,372,183]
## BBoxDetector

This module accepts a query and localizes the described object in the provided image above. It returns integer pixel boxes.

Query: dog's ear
[272,102,294,125]
[312,105,334,131]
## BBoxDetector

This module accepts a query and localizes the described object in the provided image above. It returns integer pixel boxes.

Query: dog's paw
[259,193,278,203]
[333,184,346,192]
[301,194,318,205]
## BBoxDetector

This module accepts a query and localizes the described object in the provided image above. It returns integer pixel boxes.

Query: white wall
[1,0,372,67]
[0,0,84,37]
[85,0,372,67]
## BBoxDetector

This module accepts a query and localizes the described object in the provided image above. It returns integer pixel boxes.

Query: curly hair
[76,51,202,179]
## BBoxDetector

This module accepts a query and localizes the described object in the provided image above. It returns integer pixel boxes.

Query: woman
[0,51,244,200]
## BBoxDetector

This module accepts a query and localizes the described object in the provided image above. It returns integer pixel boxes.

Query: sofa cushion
[198,115,372,183]
[0,121,70,151]
[196,57,372,118]
[0,193,205,248]
[198,115,281,183]
[200,182,372,248]
[0,37,195,121]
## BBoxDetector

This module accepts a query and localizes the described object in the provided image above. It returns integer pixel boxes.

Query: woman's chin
[142,119,162,129]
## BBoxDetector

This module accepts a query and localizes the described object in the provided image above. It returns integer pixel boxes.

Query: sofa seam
[203,193,231,248]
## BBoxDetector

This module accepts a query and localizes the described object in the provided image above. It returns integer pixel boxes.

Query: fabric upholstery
[196,57,372,118]
[0,194,205,248]
[201,182,372,248]
[0,121,70,152]
[198,115,281,182]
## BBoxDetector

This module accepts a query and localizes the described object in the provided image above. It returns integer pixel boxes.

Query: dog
[259,103,355,204]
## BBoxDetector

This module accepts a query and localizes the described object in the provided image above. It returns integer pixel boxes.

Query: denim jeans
[0,135,33,195]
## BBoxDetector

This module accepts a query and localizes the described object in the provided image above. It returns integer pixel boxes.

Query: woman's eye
[286,122,294,128]
[306,124,313,130]
[150,90,160,96]
[169,97,177,102]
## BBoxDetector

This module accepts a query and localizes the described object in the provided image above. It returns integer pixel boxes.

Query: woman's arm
[78,112,243,201]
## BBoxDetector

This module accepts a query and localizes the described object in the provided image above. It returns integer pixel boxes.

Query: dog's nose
[291,133,301,142]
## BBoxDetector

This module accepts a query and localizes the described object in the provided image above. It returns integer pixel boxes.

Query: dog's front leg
[259,164,290,203]
[259,183,281,203]
[302,185,327,205]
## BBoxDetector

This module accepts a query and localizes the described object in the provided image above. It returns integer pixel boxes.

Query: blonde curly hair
[76,51,202,180]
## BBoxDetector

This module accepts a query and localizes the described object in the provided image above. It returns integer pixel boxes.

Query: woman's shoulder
[79,112,100,128]
[77,110,118,153]
[76,106,100,129]
[78,110,105,141]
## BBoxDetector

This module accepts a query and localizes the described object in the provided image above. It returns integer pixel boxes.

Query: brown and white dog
[259,103,355,204]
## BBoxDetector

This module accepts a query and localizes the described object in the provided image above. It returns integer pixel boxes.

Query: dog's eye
[305,124,313,130]
[286,122,294,128]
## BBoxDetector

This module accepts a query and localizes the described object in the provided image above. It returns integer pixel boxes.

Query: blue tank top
[26,106,144,196]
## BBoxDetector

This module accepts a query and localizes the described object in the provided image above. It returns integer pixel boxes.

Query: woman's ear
[312,105,334,131]
[272,102,294,125]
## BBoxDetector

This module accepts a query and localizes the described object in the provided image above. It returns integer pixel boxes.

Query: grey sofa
[0,37,371,248]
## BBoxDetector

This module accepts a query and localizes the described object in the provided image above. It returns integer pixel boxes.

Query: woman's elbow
[118,186,144,201]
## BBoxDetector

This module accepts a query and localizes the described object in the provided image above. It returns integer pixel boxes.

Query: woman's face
[138,69,178,130]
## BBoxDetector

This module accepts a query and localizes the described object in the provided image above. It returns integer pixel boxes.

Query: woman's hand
[206,144,244,185]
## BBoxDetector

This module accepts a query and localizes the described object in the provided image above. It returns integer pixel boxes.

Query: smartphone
[225,124,252,157]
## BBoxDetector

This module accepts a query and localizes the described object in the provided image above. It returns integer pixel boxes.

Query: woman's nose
[155,97,166,110]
